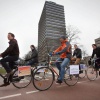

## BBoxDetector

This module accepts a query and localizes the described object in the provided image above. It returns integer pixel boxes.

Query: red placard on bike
[18,66,31,76]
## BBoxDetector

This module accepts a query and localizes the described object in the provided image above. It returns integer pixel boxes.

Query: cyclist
[71,44,82,64]
[90,44,100,71]
[0,32,19,86]
[25,45,38,66]
[51,36,72,83]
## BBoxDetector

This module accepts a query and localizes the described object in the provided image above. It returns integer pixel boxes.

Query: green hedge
[0,68,6,74]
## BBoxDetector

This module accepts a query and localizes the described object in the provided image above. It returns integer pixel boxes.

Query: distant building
[95,37,100,47]
[38,1,66,62]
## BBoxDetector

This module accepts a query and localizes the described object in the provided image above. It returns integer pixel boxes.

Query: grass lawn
[0,68,6,74]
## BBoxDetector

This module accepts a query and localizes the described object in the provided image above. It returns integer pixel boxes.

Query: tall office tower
[38,1,66,62]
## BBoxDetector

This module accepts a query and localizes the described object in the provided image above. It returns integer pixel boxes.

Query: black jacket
[25,49,38,61]
[1,39,19,57]
[91,47,100,58]
[73,48,82,58]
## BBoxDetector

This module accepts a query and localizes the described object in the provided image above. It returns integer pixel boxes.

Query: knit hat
[60,36,67,40]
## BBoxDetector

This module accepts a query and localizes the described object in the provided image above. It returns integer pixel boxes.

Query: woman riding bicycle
[25,45,38,66]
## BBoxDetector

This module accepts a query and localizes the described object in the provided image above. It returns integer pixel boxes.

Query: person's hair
[74,44,77,47]
[60,36,66,40]
[92,44,97,47]
[8,32,15,38]
[31,45,35,49]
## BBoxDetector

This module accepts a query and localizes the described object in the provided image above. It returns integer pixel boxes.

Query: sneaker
[56,80,62,84]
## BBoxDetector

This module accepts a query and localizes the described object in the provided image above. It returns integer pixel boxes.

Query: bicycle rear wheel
[79,70,87,79]
[86,65,98,81]
[64,67,79,86]
[12,69,32,88]
[32,67,54,91]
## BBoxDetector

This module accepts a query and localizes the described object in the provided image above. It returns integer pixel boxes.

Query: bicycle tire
[12,68,32,88]
[32,67,54,91]
[64,67,79,86]
[86,65,98,81]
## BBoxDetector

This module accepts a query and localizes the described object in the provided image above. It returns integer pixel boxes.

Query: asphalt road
[0,75,100,100]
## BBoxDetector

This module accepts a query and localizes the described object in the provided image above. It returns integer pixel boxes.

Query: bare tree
[80,45,88,57]
[66,25,81,44]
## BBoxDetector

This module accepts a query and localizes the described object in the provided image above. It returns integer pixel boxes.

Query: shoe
[0,82,10,87]
[56,80,62,84]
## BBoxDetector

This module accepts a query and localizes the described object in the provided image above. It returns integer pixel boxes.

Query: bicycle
[70,60,87,79]
[78,64,87,79]
[0,61,38,88]
[32,54,79,91]
[86,58,100,81]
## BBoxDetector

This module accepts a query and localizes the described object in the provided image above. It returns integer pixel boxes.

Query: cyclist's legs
[71,57,81,65]
[26,59,38,66]
[55,58,63,73]
[58,58,70,81]
[9,61,16,70]
[95,58,100,70]
[0,56,18,73]
[74,58,81,65]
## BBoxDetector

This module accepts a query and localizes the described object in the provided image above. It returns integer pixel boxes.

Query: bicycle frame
[47,54,62,77]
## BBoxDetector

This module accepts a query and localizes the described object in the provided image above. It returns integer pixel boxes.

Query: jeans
[95,58,100,70]
[0,56,19,73]
[55,58,70,81]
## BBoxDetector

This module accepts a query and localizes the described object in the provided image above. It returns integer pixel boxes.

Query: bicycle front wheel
[86,65,98,81]
[32,67,54,91]
[12,69,32,88]
[64,67,79,86]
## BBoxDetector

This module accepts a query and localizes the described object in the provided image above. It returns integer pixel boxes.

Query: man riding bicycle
[0,32,19,86]
[71,44,82,64]
[51,36,72,83]
[90,44,100,71]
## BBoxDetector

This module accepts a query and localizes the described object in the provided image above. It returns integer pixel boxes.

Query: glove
[55,52,60,55]
[49,52,53,56]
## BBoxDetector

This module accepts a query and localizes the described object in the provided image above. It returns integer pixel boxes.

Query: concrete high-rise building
[38,1,66,62]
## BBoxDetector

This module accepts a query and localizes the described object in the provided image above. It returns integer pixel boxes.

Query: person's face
[8,34,13,40]
[66,38,68,41]
[74,45,77,49]
[92,45,96,49]
[60,38,65,42]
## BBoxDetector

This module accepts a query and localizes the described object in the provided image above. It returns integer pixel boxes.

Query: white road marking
[26,90,39,94]
[0,93,21,100]
[77,81,89,84]
[0,78,99,98]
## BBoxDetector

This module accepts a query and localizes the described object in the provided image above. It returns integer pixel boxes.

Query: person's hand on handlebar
[49,52,60,56]
[49,52,54,56]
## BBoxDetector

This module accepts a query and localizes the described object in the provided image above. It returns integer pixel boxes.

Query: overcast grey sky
[0,0,100,57]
